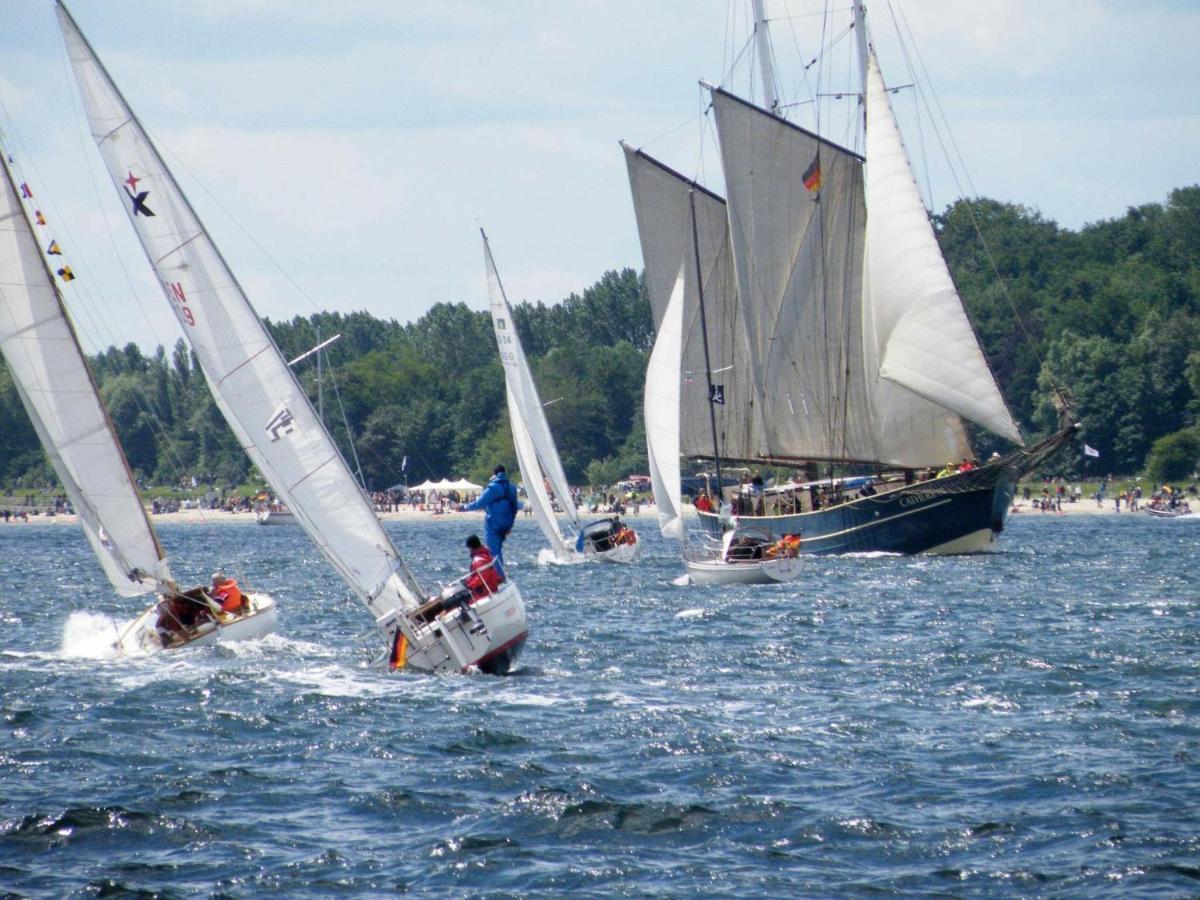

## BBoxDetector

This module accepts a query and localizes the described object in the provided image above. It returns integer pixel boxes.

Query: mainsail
[56,2,423,618]
[643,268,685,540]
[0,143,169,597]
[481,231,579,557]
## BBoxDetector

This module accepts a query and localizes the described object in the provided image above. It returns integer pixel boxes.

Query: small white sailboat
[481,230,640,564]
[55,2,527,673]
[0,136,276,653]
[643,267,800,585]
[255,505,297,526]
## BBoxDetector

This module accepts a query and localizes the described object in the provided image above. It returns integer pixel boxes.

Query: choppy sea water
[1,512,1198,896]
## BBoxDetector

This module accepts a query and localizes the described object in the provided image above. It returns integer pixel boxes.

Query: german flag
[389,630,408,669]
[802,154,821,192]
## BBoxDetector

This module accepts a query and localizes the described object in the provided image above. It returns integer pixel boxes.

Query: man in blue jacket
[460,465,521,579]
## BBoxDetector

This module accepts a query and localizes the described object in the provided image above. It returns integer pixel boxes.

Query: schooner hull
[698,469,1018,556]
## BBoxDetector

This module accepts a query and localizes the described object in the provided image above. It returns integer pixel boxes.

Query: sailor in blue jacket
[460,465,521,579]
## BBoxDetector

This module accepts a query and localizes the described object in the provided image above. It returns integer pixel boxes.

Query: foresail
[0,149,168,596]
[481,232,579,536]
[709,87,879,464]
[622,144,764,464]
[863,53,1022,445]
[56,3,423,614]
[506,384,566,556]
[644,268,685,540]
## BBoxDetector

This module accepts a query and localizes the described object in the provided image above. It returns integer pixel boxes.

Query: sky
[0,0,1197,353]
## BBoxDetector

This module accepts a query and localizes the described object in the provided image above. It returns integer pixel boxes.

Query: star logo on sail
[265,406,296,442]
[123,170,155,217]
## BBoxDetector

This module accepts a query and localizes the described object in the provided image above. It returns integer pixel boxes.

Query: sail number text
[165,281,196,327]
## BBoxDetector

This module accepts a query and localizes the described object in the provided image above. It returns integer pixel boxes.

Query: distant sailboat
[0,137,276,653]
[625,1,1077,557]
[641,226,801,585]
[481,230,640,564]
[55,1,528,672]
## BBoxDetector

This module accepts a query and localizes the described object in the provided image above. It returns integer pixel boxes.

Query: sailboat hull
[399,581,529,675]
[116,591,278,655]
[685,555,803,585]
[698,467,1017,556]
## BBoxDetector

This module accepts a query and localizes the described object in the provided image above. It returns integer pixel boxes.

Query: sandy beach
[1,496,1178,528]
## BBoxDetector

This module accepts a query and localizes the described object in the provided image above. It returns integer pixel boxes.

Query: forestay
[57,2,423,616]
[0,147,169,597]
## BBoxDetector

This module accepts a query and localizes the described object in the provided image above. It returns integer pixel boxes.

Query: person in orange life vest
[210,571,245,613]
[463,534,503,599]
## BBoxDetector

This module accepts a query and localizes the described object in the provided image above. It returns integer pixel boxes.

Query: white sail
[56,2,423,616]
[644,268,685,540]
[506,383,567,557]
[709,86,880,464]
[622,143,766,465]
[481,231,579,557]
[863,52,1022,445]
[0,147,169,597]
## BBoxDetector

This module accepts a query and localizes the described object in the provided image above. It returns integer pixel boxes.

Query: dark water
[1,512,1198,896]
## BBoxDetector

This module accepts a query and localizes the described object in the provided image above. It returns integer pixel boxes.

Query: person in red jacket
[463,534,503,598]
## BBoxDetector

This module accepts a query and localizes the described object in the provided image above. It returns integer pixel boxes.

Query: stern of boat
[394,581,528,675]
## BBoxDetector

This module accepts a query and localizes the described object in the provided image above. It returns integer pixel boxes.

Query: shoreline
[0,498,1182,527]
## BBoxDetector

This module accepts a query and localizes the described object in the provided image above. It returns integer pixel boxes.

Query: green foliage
[3,184,1200,490]
[1144,428,1200,483]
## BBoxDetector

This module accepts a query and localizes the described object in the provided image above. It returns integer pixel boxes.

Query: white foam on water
[674,607,705,619]
[281,663,399,698]
[671,574,692,587]
[839,550,904,559]
[59,611,126,660]
[536,548,586,566]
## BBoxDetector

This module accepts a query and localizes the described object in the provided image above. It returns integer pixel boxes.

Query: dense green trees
[1,188,1198,493]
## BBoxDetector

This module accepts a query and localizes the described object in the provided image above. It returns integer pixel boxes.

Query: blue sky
[1,1,1196,352]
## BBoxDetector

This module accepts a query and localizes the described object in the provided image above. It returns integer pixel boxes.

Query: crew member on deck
[459,464,521,579]
[463,534,503,598]
[210,572,245,614]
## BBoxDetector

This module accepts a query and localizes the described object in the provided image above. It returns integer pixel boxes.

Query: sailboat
[54,2,528,673]
[625,1,1078,558]
[481,230,640,564]
[0,137,276,653]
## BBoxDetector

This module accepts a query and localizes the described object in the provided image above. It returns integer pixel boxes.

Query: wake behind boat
[55,2,527,673]
[624,2,1078,559]
[481,230,640,565]
[0,130,275,655]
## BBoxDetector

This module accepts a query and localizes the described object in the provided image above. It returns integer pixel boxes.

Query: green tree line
[1,188,1198,493]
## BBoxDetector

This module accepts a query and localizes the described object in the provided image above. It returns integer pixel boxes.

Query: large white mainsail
[862,52,1022,445]
[481,231,580,558]
[644,268,685,541]
[0,143,169,597]
[56,2,422,620]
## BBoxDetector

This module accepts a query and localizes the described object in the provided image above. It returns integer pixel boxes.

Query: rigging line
[887,0,1054,399]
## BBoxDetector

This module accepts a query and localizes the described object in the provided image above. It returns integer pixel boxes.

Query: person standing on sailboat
[459,465,521,578]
